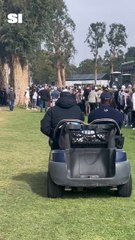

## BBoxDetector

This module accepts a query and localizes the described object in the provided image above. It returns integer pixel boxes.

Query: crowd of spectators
[38,83,135,129]
[28,83,135,130]
[82,84,135,129]
[1,83,135,129]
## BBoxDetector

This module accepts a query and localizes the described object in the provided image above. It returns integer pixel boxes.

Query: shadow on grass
[13,172,47,197]
[13,172,115,199]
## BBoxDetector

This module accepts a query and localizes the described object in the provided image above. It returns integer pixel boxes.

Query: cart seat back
[53,119,124,150]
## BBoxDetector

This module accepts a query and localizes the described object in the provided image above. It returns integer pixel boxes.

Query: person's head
[112,85,117,91]
[125,88,129,93]
[121,85,126,91]
[101,91,113,105]
[60,91,71,98]
[132,88,135,93]
[44,84,48,89]
[102,86,108,91]
[62,88,69,93]
[53,86,57,91]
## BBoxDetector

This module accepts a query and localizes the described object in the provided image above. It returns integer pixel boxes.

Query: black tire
[47,172,63,198]
[117,174,132,197]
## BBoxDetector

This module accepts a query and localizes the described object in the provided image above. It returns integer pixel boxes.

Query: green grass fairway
[0,107,135,240]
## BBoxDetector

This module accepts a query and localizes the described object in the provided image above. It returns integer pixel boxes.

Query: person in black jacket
[8,87,16,111]
[38,84,50,112]
[40,91,84,139]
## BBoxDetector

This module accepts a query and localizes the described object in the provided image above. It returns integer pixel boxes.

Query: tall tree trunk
[61,64,66,87]
[11,55,29,105]
[56,60,62,88]
[111,62,114,73]
[94,57,98,85]
[111,52,115,73]
[0,60,10,90]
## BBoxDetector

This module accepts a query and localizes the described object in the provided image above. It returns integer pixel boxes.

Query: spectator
[112,85,119,109]
[117,85,126,111]
[83,85,90,115]
[131,88,135,130]
[0,88,7,106]
[96,86,103,108]
[88,86,97,112]
[24,87,30,110]
[32,88,38,110]
[123,89,132,127]
[88,91,123,128]
[40,91,84,139]
[39,84,50,112]
[50,86,60,107]
[7,87,16,111]
[76,88,82,104]
[76,88,85,112]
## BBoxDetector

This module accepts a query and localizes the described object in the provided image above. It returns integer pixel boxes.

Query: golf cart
[47,118,132,198]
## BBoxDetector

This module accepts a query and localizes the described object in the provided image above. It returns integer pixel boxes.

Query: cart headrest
[53,119,84,139]
[89,118,121,135]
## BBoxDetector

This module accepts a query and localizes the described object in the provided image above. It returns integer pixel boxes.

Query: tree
[104,49,124,73]
[0,0,66,103]
[125,47,135,62]
[96,55,110,74]
[106,23,127,73]
[30,50,56,85]
[77,59,94,74]
[66,64,78,77]
[44,0,76,88]
[85,22,106,84]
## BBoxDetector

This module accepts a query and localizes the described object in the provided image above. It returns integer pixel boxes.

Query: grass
[0,107,135,240]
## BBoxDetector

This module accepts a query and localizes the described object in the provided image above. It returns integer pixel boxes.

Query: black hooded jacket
[40,92,84,138]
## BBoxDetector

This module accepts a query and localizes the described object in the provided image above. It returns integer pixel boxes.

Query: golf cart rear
[47,119,132,198]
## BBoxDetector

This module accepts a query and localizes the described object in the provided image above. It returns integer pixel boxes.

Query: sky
[64,0,135,66]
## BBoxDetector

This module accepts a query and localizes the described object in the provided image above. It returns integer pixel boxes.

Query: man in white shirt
[88,86,97,112]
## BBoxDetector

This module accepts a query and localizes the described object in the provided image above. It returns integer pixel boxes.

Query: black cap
[101,92,113,101]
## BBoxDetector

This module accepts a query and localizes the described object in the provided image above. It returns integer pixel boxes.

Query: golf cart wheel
[47,172,63,198]
[117,174,132,197]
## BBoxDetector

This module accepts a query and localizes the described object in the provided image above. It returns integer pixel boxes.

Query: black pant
[132,111,135,128]
[89,102,97,112]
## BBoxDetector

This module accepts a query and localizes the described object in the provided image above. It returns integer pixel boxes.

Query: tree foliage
[77,59,94,74]
[66,64,78,77]
[30,50,56,84]
[0,0,57,64]
[85,22,106,58]
[44,0,75,64]
[125,47,135,61]
[104,49,124,72]
[107,23,127,53]
[85,22,106,83]
[43,0,76,86]
[0,0,76,90]
[106,23,127,72]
